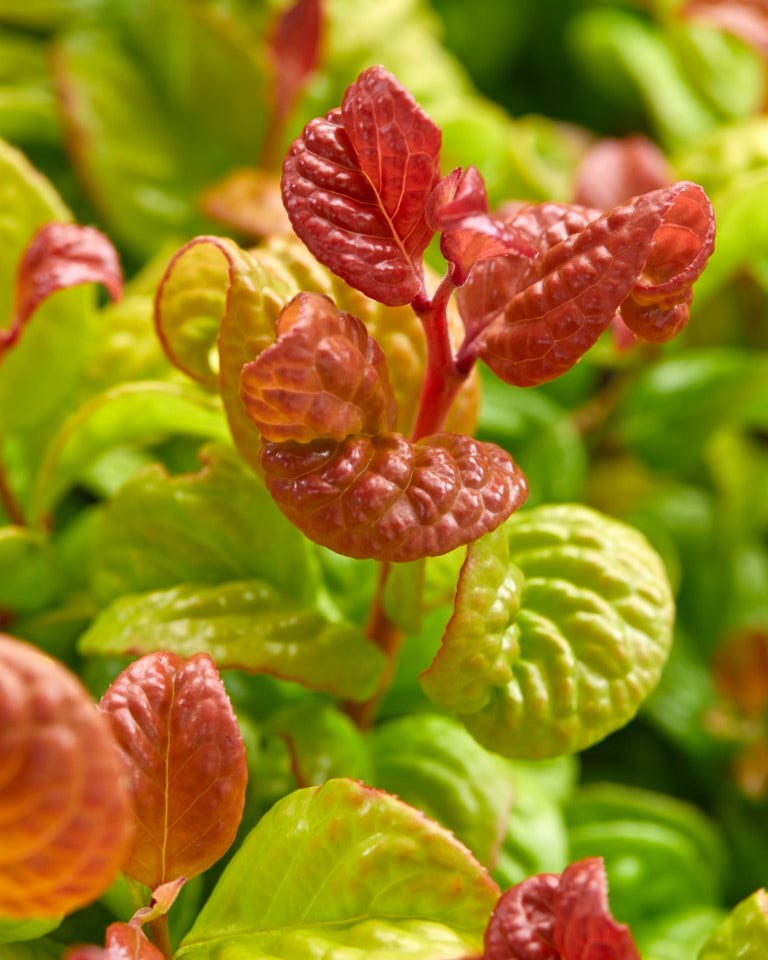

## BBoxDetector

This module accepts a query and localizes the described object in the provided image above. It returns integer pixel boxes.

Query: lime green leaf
[177,778,499,960]
[636,905,724,960]
[0,526,56,613]
[92,444,314,605]
[0,29,58,144]
[698,890,768,959]
[372,714,515,870]
[78,580,385,701]
[567,783,726,929]
[0,915,61,944]
[28,381,228,523]
[421,504,674,759]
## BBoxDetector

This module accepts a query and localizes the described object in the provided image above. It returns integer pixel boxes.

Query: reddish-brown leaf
[684,0,768,60]
[573,136,673,210]
[64,923,165,960]
[3,222,122,357]
[270,0,323,122]
[281,65,441,305]
[241,291,397,442]
[479,182,714,386]
[484,858,640,960]
[261,431,527,562]
[99,651,247,888]
[0,634,133,918]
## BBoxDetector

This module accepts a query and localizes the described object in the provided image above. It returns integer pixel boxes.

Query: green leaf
[27,381,229,523]
[0,29,58,144]
[371,714,516,869]
[0,939,62,959]
[698,890,768,960]
[0,915,62,944]
[566,783,726,929]
[0,526,56,613]
[177,778,499,960]
[421,504,674,759]
[636,905,724,960]
[92,444,314,605]
[78,580,385,701]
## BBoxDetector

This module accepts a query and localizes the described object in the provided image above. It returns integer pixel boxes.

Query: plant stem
[411,274,465,440]
[148,914,173,960]
[0,446,25,526]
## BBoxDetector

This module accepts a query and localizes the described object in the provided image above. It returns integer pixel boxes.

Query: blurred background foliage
[3,0,768,954]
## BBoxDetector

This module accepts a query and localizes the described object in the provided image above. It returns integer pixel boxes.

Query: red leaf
[64,923,165,960]
[3,222,122,357]
[99,652,247,888]
[484,858,640,960]
[684,0,768,60]
[281,65,441,305]
[260,430,527,562]
[573,136,673,211]
[270,0,323,122]
[0,634,133,918]
[241,291,397,442]
[479,182,714,386]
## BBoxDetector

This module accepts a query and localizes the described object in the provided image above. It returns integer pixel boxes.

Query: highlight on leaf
[3,221,122,358]
[0,634,133,919]
[466,182,715,386]
[99,651,247,889]
[483,857,640,960]
[281,64,441,305]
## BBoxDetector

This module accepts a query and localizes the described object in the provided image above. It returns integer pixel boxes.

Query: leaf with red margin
[64,923,165,960]
[99,651,247,889]
[478,183,715,386]
[0,634,133,919]
[573,136,672,211]
[3,221,122,358]
[684,0,768,60]
[427,167,536,286]
[484,858,640,960]
[241,291,397,442]
[270,0,323,123]
[260,431,527,563]
[281,65,441,305]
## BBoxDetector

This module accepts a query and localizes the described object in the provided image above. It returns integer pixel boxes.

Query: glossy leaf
[4,222,121,358]
[281,65,441,305]
[177,778,499,960]
[484,858,640,960]
[261,430,528,562]
[478,182,715,385]
[421,504,674,758]
[91,444,314,605]
[241,291,397,442]
[0,634,132,918]
[100,651,247,888]
[64,923,165,960]
[80,580,385,701]
[573,135,673,210]
[698,890,768,960]
[372,713,516,869]
[270,0,322,122]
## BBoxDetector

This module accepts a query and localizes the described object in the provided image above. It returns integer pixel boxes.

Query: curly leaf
[0,634,132,918]
[698,890,768,960]
[478,182,715,385]
[100,651,247,888]
[3,221,121,357]
[261,431,527,562]
[176,778,499,960]
[241,291,397,442]
[281,65,441,305]
[421,504,674,759]
[484,858,640,960]
[80,580,385,701]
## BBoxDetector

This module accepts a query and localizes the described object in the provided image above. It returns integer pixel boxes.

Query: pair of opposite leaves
[238,65,715,564]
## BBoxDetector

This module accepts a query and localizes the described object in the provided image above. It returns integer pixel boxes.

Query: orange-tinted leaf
[270,0,323,122]
[0,634,132,918]
[99,652,247,888]
[685,0,768,60]
[713,628,768,719]
[201,168,292,239]
[241,291,397,442]
[65,922,165,960]
[261,431,527,562]
[484,858,640,960]
[573,136,673,210]
[479,183,714,385]
[281,65,441,305]
[3,221,122,358]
